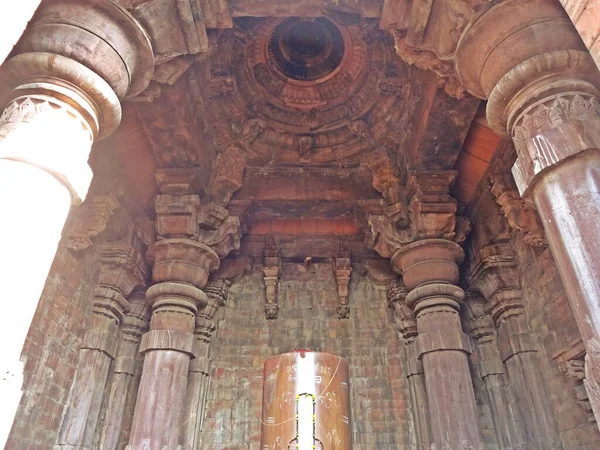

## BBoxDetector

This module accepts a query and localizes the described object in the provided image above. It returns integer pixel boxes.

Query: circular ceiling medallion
[268,18,345,81]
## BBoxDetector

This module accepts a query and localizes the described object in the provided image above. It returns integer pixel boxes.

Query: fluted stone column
[0,1,153,445]
[127,240,216,449]
[464,294,526,450]
[388,281,431,450]
[127,169,241,449]
[98,289,149,450]
[456,0,600,424]
[468,245,561,448]
[55,242,148,450]
[181,279,229,448]
[392,239,483,450]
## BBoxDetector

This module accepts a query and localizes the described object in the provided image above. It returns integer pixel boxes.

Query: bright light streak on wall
[297,394,315,450]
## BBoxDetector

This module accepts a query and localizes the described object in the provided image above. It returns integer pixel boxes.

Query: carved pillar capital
[455,0,600,196]
[147,239,219,289]
[392,238,464,289]
[1,0,154,138]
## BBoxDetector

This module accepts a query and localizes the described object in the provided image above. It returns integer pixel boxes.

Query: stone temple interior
[2,0,600,449]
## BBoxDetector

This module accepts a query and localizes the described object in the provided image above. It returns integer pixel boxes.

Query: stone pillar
[365,171,482,449]
[469,244,561,448]
[463,294,526,450]
[127,169,241,449]
[127,240,213,449]
[0,1,153,444]
[392,239,483,450]
[387,281,431,450]
[98,289,149,450]
[181,278,229,449]
[456,0,600,424]
[55,242,148,449]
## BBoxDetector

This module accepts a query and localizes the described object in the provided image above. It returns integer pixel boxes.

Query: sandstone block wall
[202,262,415,450]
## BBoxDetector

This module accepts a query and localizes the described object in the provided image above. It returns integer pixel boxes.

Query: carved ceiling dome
[268,18,344,82]
[204,18,423,166]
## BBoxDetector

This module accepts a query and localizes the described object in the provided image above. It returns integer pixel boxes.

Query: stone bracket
[140,329,196,357]
[334,243,353,319]
[415,329,472,358]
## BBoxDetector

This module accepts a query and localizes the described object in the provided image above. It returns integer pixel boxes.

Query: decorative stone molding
[333,242,352,319]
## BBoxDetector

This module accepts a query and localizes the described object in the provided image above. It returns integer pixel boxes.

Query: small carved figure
[298,136,314,159]
[348,120,371,142]
[242,118,266,143]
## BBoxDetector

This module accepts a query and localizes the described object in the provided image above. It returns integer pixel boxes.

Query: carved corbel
[263,235,280,320]
[554,340,599,425]
[197,214,241,259]
[406,170,459,241]
[207,145,246,206]
[68,192,122,252]
[489,173,547,248]
[333,242,353,319]
[362,149,409,227]
[467,243,524,329]
[154,168,202,239]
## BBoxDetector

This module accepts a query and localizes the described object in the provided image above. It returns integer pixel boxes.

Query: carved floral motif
[512,93,600,147]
